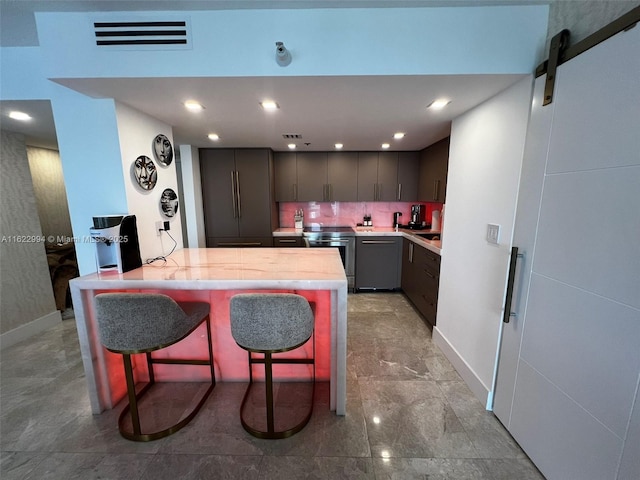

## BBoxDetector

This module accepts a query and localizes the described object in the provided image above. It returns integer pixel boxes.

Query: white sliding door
[493,24,640,480]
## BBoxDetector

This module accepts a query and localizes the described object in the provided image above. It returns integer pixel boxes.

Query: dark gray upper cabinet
[274,152,297,202]
[377,152,399,201]
[280,151,358,202]
[418,137,449,203]
[357,151,419,201]
[275,149,420,203]
[200,148,276,245]
[398,151,419,201]
[296,152,328,201]
[327,152,358,201]
[357,152,379,201]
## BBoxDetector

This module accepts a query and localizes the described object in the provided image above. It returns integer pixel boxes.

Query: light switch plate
[487,224,500,244]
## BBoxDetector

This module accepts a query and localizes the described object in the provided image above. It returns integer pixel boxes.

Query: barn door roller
[543,29,570,106]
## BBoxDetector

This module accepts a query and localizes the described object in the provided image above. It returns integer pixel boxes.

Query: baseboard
[433,326,491,409]
[0,310,62,350]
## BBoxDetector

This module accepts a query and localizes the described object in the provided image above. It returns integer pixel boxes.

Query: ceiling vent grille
[94,19,190,49]
[282,134,302,139]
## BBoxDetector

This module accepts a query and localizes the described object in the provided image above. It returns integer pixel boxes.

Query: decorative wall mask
[160,188,179,217]
[153,134,173,166]
[133,155,157,190]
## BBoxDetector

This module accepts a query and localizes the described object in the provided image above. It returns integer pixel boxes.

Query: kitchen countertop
[273,227,442,255]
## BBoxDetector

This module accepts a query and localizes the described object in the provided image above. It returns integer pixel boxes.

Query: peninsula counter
[70,248,348,416]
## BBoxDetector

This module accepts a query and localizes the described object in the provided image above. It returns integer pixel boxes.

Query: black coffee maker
[409,205,426,229]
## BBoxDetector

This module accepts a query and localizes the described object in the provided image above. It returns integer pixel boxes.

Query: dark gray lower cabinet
[355,236,401,291]
[401,238,440,326]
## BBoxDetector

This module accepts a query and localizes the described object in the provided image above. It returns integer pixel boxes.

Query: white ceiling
[54,74,525,151]
[0,0,539,152]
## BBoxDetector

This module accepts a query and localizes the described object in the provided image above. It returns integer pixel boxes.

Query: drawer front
[413,244,440,275]
[207,237,274,247]
[274,236,303,247]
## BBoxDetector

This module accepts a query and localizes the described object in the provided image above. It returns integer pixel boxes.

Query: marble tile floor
[0,293,545,479]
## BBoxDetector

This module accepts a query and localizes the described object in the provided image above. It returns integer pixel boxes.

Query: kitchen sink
[415,233,440,240]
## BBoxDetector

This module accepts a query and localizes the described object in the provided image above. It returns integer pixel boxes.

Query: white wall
[0,131,59,345]
[115,103,183,261]
[433,77,533,406]
[35,6,548,79]
[178,145,206,248]
[26,146,73,240]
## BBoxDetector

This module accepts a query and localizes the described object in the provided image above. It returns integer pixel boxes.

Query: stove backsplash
[279,201,443,228]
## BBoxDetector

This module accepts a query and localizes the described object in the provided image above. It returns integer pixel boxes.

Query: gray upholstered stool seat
[230,293,315,439]
[95,293,216,442]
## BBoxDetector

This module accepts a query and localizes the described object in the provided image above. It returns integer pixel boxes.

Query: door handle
[503,246,523,323]
[235,171,241,218]
[230,171,237,218]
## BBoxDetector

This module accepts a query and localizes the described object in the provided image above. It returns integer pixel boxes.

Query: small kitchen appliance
[294,209,304,230]
[90,215,142,273]
[393,212,402,228]
[409,205,426,229]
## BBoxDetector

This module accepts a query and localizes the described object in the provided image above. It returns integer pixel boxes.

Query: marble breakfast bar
[69,247,348,416]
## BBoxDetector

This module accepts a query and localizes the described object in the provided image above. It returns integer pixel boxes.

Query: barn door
[493,17,640,480]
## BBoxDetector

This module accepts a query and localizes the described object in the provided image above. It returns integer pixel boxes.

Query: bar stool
[230,293,315,439]
[94,293,215,442]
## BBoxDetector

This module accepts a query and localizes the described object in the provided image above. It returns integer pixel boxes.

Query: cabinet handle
[235,171,242,217]
[423,269,436,279]
[293,184,297,201]
[278,239,297,244]
[362,240,396,244]
[409,242,414,263]
[397,183,402,201]
[230,171,238,218]
[218,242,262,247]
[433,179,441,201]
[503,246,523,323]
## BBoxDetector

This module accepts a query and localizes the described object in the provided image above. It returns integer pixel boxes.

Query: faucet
[393,212,402,228]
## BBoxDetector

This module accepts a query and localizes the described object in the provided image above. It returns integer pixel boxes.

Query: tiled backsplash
[279,201,444,228]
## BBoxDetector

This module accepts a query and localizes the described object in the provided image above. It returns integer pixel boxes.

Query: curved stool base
[118,380,215,442]
[239,381,314,440]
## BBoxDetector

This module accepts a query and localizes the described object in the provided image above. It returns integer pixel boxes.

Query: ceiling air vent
[93,19,190,49]
[282,134,302,139]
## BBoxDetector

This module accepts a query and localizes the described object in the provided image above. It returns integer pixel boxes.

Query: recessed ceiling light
[427,99,451,110]
[9,111,31,121]
[393,132,405,139]
[208,133,220,141]
[260,100,279,111]
[184,100,204,111]
[335,143,343,149]
[288,143,296,149]
[381,143,390,149]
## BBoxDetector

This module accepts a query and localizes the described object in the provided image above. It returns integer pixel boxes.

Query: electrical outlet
[155,221,163,236]
[487,224,500,245]
[163,221,170,231]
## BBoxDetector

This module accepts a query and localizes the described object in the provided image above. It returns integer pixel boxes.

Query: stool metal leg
[265,352,275,434]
